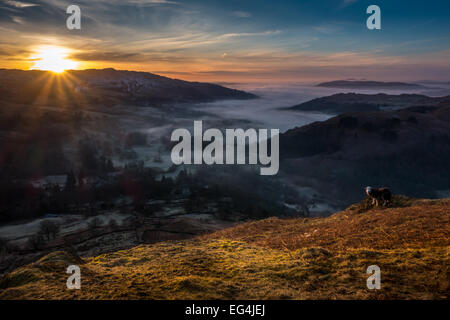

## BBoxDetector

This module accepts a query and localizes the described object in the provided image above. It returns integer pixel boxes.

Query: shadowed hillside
[0,68,257,106]
[0,197,448,300]
[287,93,450,114]
[280,105,450,205]
[316,80,426,90]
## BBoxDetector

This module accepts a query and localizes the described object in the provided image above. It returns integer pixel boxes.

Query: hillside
[316,80,425,90]
[0,68,257,106]
[279,104,450,204]
[287,93,450,114]
[0,197,448,299]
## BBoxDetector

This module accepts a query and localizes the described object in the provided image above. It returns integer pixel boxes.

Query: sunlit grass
[0,198,448,299]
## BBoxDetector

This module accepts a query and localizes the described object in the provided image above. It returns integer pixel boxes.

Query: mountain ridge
[0,68,257,106]
[316,80,426,90]
[287,93,450,114]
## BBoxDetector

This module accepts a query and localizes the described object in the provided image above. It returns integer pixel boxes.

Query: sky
[0,0,450,83]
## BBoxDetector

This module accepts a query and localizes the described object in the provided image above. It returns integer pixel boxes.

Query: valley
[1,70,450,294]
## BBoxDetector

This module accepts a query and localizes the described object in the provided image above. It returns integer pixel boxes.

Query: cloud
[115,29,283,53]
[233,11,251,18]
[5,0,39,8]
[218,30,281,39]
[10,15,24,23]
[149,70,194,75]
[120,0,178,3]
[340,0,357,8]
[343,0,357,5]
[313,25,338,34]
[1,0,449,83]
[70,51,146,62]
[0,45,32,58]
[39,0,177,5]
[100,0,179,6]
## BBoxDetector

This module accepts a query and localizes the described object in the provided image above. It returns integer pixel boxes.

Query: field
[0,196,448,299]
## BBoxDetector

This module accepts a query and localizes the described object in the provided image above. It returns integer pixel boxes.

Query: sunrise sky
[1,0,450,83]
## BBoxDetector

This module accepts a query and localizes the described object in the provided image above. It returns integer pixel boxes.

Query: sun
[30,46,78,73]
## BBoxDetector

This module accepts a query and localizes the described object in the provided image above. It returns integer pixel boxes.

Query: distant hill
[414,80,450,85]
[0,68,257,106]
[317,80,425,90]
[279,104,450,204]
[0,197,448,299]
[287,93,450,114]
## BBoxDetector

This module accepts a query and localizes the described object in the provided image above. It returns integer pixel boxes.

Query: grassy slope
[0,196,449,300]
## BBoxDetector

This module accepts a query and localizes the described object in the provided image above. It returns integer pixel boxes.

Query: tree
[88,217,102,229]
[39,220,60,241]
[125,132,147,147]
[27,232,45,250]
[65,169,77,191]
[108,219,118,230]
[106,159,114,172]
[78,169,85,189]
[78,141,99,173]
[0,237,8,254]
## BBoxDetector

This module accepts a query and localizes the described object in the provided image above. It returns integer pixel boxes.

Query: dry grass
[202,196,450,251]
[0,197,448,300]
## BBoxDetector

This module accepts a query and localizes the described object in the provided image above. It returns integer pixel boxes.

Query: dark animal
[365,186,391,207]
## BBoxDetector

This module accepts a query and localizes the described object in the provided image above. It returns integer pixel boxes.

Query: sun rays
[30,46,78,73]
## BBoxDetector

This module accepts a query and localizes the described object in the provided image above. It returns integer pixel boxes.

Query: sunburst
[30,46,78,73]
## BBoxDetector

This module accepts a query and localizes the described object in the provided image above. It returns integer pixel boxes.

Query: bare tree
[108,219,118,231]
[87,217,102,236]
[27,233,45,250]
[88,217,102,229]
[0,237,8,255]
[39,221,60,241]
